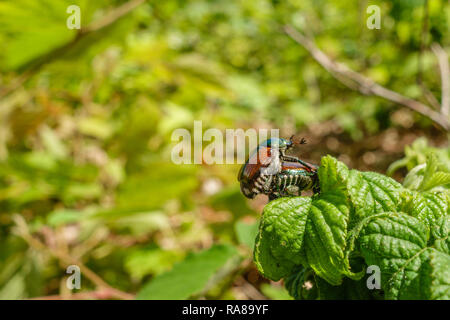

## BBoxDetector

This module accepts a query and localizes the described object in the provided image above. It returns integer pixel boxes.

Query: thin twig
[431,43,450,118]
[0,0,146,99]
[236,277,267,300]
[12,215,134,300]
[417,0,441,110]
[84,0,145,33]
[30,288,127,300]
[284,25,450,131]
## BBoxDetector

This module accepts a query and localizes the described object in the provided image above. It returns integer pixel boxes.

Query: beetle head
[264,138,291,150]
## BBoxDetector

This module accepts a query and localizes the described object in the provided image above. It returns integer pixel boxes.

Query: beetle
[238,136,318,199]
[267,160,319,200]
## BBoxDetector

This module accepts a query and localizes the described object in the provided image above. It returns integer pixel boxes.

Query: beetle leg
[281,155,314,169]
[262,175,273,192]
[268,191,281,201]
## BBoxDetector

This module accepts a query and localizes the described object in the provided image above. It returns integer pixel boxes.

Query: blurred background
[0,0,448,299]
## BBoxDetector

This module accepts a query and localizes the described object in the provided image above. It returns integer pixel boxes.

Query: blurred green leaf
[137,244,240,300]
[125,247,185,280]
[117,163,199,210]
[260,283,293,300]
[47,209,83,227]
[234,220,259,248]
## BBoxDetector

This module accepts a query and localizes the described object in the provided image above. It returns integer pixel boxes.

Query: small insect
[238,136,319,200]
[268,160,319,200]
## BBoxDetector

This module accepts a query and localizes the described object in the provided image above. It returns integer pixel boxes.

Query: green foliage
[313,274,372,300]
[260,283,293,300]
[0,0,449,300]
[125,246,185,280]
[254,154,450,299]
[402,153,450,192]
[137,244,240,300]
[254,197,311,281]
[388,138,450,175]
[234,220,259,249]
[359,214,450,299]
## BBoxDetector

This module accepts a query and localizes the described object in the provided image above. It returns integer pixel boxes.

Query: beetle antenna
[290,135,307,145]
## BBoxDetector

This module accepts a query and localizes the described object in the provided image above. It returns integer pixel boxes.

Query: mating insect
[238,136,319,200]
[268,160,319,200]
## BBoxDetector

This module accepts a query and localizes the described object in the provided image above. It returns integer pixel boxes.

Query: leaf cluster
[254,154,450,299]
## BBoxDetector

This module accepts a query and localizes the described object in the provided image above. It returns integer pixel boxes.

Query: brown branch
[235,277,267,300]
[84,0,146,33]
[0,0,146,99]
[284,25,450,131]
[12,215,134,300]
[417,0,441,110]
[431,43,450,118]
[30,288,127,300]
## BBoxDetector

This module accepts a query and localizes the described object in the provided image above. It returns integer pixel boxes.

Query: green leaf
[284,268,317,300]
[254,154,449,298]
[0,0,74,70]
[404,153,450,192]
[137,244,240,300]
[392,138,450,174]
[0,273,25,300]
[421,172,450,191]
[0,0,112,71]
[260,283,293,300]
[387,158,409,176]
[432,216,450,255]
[419,153,438,191]
[234,220,259,248]
[359,212,450,299]
[359,213,429,280]
[117,163,199,210]
[304,190,354,285]
[302,155,367,284]
[254,197,311,281]
[103,211,170,236]
[39,125,68,160]
[47,209,83,227]
[317,155,349,193]
[347,170,402,222]
[387,248,450,299]
[315,275,372,300]
[400,191,448,227]
[403,164,426,190]
[423,250,450,299]
[125,247,184,280]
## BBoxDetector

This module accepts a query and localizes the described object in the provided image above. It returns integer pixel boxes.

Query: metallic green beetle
[238,136,319,200]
